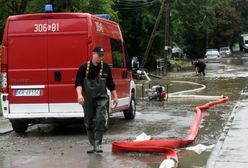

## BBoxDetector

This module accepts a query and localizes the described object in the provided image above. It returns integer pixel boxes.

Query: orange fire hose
[112,96,229,167]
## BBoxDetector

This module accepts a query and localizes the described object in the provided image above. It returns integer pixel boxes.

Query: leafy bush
[167,59,192,72]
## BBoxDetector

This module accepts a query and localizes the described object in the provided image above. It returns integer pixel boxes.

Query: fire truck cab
[1,11,136,133]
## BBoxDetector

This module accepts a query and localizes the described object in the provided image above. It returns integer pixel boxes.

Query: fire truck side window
[110,39,124,68]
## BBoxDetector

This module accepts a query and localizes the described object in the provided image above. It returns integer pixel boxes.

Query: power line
[114,0,160,11]
[116,0,158,6]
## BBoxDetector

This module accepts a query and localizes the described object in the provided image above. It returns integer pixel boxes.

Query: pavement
[0,117,13,135]
[206,98,248,168]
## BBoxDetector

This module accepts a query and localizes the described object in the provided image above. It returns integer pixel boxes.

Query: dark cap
[93,46,105,56]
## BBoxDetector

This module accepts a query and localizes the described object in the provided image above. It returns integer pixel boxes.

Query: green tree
[5,0,29,15]
[117,0,164,68]
[88,0,118,20]
[231,0,248,33]
[212,3,240,49]
[0,0,11,43]
[171,0,239,58]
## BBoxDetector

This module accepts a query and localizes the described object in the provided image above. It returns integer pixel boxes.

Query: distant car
[204,50,221,63]
[219,47,231,57]
[239,34,248,52]
[206,48,218,52]
[172,47,184,58]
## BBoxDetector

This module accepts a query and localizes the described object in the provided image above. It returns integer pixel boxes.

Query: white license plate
[15,89,41,96]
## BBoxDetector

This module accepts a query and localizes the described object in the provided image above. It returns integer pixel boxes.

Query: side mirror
[131,57,139,70]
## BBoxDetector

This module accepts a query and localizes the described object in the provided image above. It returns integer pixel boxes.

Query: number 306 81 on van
[1,12,136,133]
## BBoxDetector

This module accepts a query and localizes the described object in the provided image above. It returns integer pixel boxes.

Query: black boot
[87,145,95,154]
[95,145,103,153]
[86,130,95,154]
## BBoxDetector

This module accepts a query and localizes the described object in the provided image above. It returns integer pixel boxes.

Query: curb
[0,117,13,135]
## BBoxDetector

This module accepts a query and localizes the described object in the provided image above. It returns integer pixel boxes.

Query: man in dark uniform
[75,46,118,153]
[193,60,206,76]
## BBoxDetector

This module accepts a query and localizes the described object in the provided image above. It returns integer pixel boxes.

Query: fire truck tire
[123,92,136,120]
[10,120,28,133]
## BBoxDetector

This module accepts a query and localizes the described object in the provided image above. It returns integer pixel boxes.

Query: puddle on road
[0,150,150,168]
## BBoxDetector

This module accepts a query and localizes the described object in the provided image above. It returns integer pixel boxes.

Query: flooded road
[1,56,248,168]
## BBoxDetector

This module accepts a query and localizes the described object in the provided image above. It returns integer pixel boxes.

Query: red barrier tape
[112,96,229,166]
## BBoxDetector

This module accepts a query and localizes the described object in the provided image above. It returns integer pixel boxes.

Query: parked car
[172,47,184,58]
[219,47,231,57]
[239,34,248,52]
[204,49,221,63]
[206,48,218,52]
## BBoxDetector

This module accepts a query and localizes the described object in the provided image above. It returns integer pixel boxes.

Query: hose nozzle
[159,158,178,168]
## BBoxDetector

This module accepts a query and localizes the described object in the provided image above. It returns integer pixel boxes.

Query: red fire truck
[1,10,136,133]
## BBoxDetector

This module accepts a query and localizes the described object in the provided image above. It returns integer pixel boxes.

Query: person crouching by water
[192,59,206,76]
[75,46,118,153]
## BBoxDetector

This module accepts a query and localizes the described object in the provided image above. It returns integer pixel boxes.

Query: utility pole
[140,0,166,68]
[164,0,171,73]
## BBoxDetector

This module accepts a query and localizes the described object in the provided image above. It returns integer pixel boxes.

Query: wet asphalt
[1,52,248,168]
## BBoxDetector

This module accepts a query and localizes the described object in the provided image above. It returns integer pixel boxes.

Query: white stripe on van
[11,85,45,89]
[49,103,84,113]
[8,97,130,115]
[10,103,49,113]
[7,112,84,119]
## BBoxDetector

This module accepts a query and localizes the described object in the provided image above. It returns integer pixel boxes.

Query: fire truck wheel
[123,92,136,120]
[10,120,28,133]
